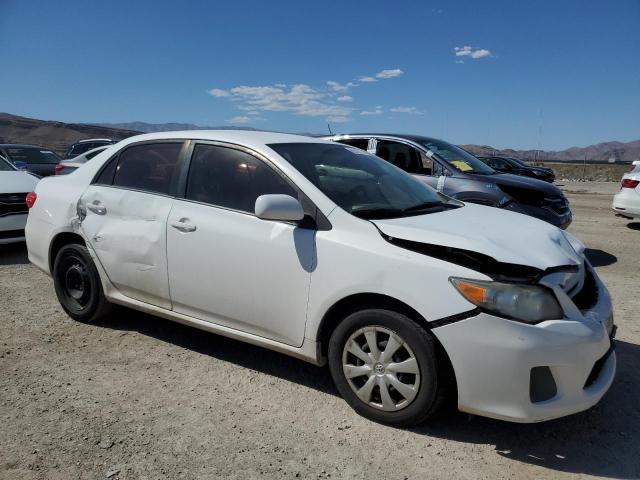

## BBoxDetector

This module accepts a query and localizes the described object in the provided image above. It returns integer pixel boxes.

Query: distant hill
[0,113,141,156]
[462,140,640,163]
[1,112,638,163]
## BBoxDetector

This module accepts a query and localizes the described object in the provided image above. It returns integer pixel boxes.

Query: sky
[0,0,638,150]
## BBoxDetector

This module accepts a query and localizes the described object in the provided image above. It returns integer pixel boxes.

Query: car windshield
[420,139,495,174]
[0,156,15,171]
[506,157,528,168]
[6,147,60,164]
[269,142,458,219]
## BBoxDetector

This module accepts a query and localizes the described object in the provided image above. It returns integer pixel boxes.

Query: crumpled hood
[0,171,39,194]
[372,203,582,270]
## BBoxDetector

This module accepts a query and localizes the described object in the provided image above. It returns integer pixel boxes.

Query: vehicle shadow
[626,222,640,231]
[0,243,29,265]
[97,310,640,478]
[95,309,338,396]
[584,248,618,267]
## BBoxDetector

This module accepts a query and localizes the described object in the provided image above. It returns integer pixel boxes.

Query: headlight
[450,277,564,323]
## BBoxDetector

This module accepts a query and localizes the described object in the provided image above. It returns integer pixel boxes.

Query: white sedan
[25,131,615,426]
[613,160,640,220]
[0,155,39,244]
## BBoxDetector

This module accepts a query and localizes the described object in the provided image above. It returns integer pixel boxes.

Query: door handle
[87,202,107,215]
[170,218,197,233]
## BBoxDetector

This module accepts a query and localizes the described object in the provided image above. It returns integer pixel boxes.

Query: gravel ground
[1,186,639,480]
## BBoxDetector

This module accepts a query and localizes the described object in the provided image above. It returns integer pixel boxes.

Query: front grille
[571,266,598,311]
[0,193,28,217]
[0,229,25,240]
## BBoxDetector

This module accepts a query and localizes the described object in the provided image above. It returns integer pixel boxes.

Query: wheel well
[49,232,85,272]
[317,293,432,356]
[317,292,458,402]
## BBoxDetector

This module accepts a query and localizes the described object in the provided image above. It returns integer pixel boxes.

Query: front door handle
[87,202,107,215]
[170,218,197,233]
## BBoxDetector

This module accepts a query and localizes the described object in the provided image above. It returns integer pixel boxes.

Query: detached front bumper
[432,264,615,423]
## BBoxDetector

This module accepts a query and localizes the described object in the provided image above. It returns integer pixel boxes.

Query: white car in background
[55,145,111,175]
[613,160,640,220]
[25,131,616,426]
[0,155,39,244]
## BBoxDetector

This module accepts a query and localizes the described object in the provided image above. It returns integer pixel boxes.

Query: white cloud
[454,45,492,59]
[208,68,404,122]
[327,80,356,92]
[375,68,404,79]
[390,106,424,115]
[226,116,252,124]
[208,88,230,97]
[455,60,465,64]
[210,83,353,120]
[361,106,383,116]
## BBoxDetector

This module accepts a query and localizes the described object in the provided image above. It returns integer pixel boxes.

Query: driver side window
[376,140,429,175]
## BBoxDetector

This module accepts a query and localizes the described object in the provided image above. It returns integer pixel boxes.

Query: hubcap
[57,255,92,310]
[342,326,420,411]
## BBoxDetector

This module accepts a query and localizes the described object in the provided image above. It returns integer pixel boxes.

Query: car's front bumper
[432,264,615,423]
[506,202,572,230]
[0,213,27,244]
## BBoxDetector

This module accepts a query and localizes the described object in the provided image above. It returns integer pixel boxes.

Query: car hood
[371,203,581,270]
[0,171,39,194]
[473,172,561,195]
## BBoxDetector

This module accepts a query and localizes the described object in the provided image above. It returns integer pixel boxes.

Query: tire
[52,243,113,323]
[328,309,445,427]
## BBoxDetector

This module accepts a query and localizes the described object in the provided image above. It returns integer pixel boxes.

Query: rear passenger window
[94,156,118,185]
[186,144,296,213]
[376,140,427,175]
[113,143,182,195]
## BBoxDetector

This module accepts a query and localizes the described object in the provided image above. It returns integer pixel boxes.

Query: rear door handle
[87,202,107,215]
[170,218,197,233]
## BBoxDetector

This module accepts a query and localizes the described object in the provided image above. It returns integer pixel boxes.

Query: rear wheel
[53,243,112,323]
[328,309,445,427]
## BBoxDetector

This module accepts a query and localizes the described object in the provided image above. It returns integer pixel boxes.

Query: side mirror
[255,194,304,222]
[13,161,28,170]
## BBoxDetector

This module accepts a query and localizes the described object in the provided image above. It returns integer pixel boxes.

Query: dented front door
[79,186,173,309]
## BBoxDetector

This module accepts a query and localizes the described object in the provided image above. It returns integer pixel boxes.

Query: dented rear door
[79,187,173,309]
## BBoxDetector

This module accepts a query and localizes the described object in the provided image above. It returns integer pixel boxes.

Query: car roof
[118,130,330,149]
[329,133,444,144]
[75,138,113,143]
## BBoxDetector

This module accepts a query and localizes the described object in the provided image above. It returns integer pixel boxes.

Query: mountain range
[1,113,638,163]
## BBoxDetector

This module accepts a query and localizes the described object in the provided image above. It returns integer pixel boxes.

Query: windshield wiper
[351,207,405,219]
[402,201,446,213]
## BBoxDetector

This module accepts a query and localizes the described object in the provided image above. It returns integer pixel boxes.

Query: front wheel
[328,309,445,427]
[53,243,113,323]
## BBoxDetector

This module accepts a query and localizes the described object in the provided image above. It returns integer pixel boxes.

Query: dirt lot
[1,184,639,480]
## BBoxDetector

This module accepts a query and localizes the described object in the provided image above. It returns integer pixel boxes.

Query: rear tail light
[54,164,64,175]
[621,179,640,189]
[26,192,37,209]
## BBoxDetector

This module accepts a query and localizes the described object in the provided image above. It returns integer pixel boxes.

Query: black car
[478,156,555,183]
[65,138,116,159]
[0,144,61,177]
[327,134,571,229]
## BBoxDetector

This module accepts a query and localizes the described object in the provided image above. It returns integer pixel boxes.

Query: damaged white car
[25,131,616,426]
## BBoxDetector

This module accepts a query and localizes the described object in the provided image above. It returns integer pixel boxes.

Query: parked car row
[0,139,115,177]
[24,130,616,427]
[0,154,39,244]
[326,134,570,229]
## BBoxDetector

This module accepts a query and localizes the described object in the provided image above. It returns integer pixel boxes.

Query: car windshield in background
[269,142,457,219]
[507,157,528,168]
[0,156,15,171]
[420,139,495,175]
[7,148,60,164]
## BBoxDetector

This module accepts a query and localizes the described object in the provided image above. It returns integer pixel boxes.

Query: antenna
[327,123,333,135]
